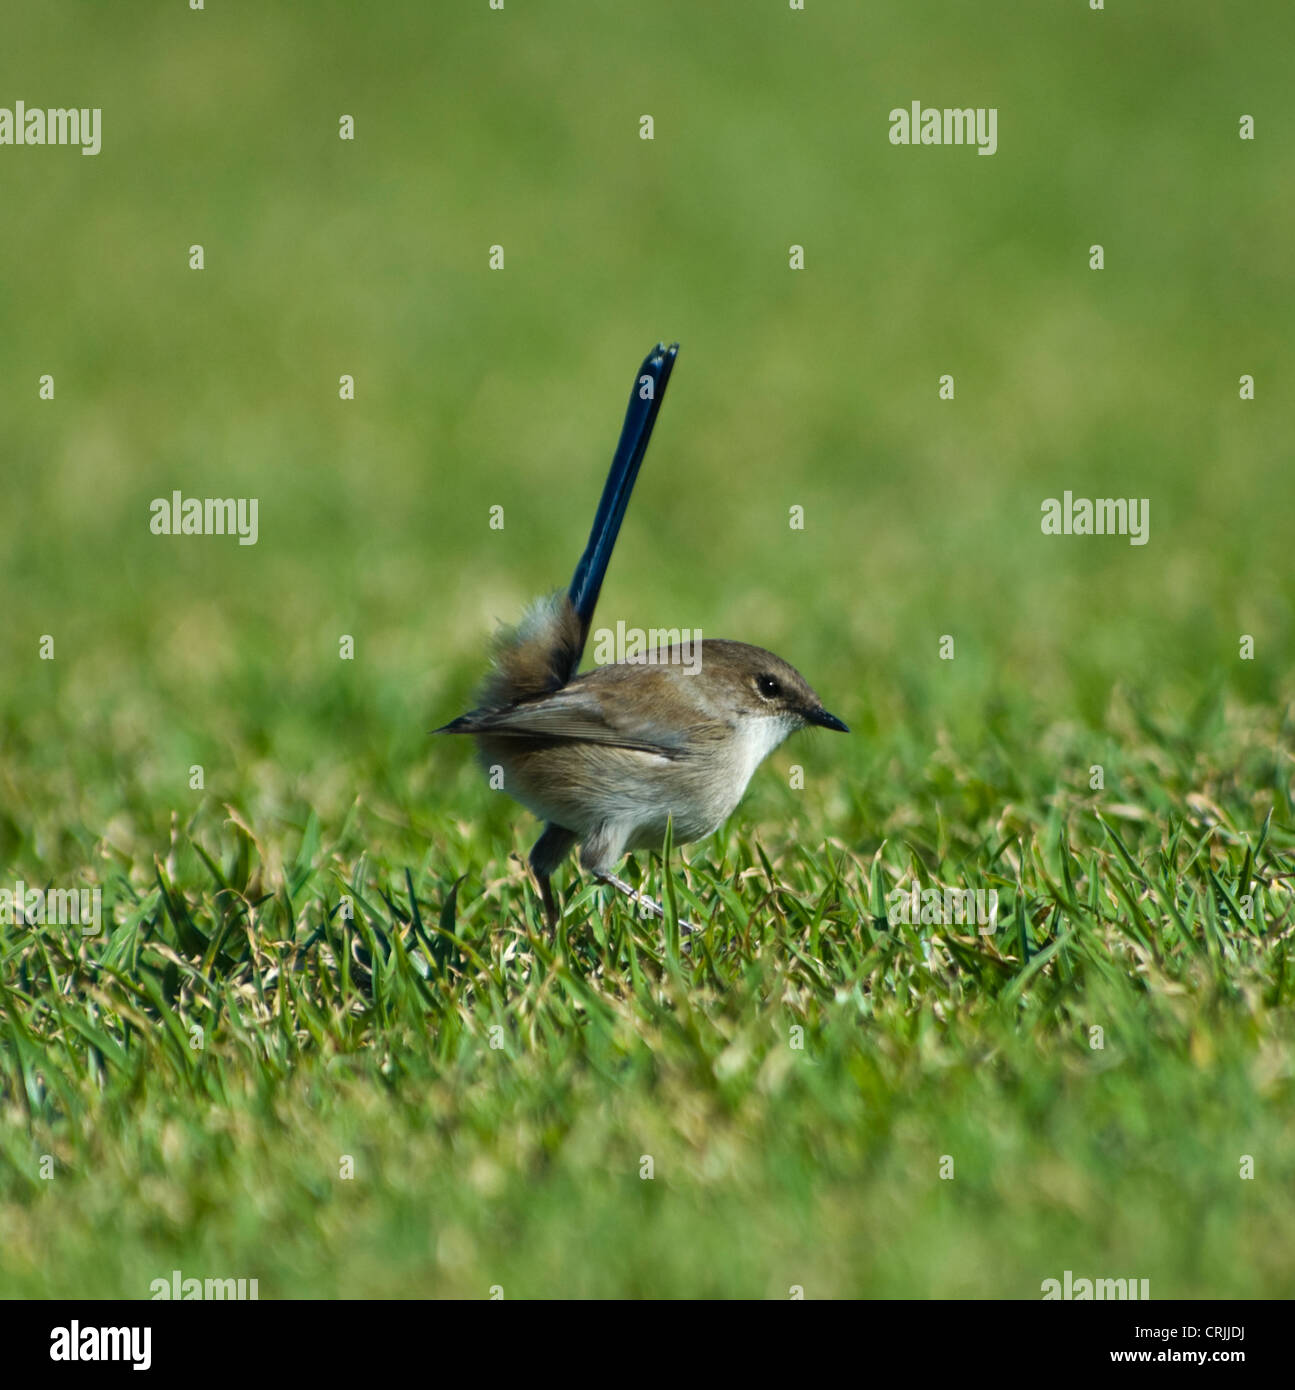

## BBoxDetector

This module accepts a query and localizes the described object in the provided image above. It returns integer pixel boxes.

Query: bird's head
[696,640,849,737]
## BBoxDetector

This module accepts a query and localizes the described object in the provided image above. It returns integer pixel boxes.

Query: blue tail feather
[567,342,678,637]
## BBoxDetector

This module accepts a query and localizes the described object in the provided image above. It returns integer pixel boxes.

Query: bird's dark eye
[756,674,782,699]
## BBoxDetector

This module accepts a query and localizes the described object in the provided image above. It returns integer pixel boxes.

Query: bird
[435,342,848,929]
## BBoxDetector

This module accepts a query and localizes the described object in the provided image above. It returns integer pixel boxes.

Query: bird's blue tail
[433,342,680,719]
[567,342,678,640]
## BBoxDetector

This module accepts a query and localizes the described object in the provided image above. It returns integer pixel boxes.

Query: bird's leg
[535,873,559,930]
[529,823,577,930]
[596,872,699,937]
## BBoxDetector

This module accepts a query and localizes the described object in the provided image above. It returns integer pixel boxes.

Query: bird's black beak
[805,706,849,733]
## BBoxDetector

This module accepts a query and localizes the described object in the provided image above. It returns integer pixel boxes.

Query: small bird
[436,343,847,928]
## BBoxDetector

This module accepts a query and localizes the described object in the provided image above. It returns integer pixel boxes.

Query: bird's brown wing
[435,684,687,756]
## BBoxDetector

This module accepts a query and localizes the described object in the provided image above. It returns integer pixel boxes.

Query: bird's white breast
[725,714,795,806]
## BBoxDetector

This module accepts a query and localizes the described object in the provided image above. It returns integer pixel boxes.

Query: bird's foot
[598,872,699,941]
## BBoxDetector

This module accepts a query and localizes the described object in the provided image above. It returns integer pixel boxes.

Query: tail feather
[436,342,678,734]
[565,342,678,667]
[471,591,584,711]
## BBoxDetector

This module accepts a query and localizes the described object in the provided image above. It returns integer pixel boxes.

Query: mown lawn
[2,0,1293,1297]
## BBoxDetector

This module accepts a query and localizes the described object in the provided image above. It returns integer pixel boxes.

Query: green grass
[2,0,1295,1297]
[2,703,1293,1297]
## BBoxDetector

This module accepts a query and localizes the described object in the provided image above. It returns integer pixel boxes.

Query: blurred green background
[1,1,1293,1300]
[3,0,1292,860]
